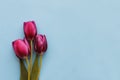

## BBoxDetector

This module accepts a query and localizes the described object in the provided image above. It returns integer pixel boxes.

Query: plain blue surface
[0,0,120,80]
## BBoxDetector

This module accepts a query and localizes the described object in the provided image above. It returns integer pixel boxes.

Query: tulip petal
[23,38,30,55]
[24,21,37,40]
[12,39,29,59]
[34,34,47,54]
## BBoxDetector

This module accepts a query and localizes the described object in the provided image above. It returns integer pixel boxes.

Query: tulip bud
[24,21,37,40]
[34,34,47,55]
[12,39,30,59]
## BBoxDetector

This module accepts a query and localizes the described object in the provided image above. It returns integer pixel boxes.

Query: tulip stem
[30,40,32,71]
[25,57,30,80]
[36,54,42,80]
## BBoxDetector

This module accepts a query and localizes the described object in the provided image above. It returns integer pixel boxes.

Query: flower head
[24,21,37,40]
[12,38,30,59]
[34,34,47,55]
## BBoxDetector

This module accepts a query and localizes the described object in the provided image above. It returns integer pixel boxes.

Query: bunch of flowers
[12,21,47,80]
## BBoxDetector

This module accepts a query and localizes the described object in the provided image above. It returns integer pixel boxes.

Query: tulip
[34,34,47,55]
[12,39,30,59]
[24,21,37,40]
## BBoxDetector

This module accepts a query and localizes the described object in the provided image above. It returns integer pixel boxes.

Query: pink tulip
[34,34,47,55]
[24,21,37,40]
[12,39,30,59]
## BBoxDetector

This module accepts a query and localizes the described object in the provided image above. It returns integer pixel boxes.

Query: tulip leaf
[19,59,28,80]
[31,55,39,80]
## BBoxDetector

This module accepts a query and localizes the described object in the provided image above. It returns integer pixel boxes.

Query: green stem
[19,59,28,80]
[36,54,42,80]
[25,57,30,80]
[30,40,32,71]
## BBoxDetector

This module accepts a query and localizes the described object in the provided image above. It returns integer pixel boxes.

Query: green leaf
[19,59,28,80]
[30,56,39,80]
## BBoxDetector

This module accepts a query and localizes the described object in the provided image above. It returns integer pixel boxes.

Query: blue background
[0,0,120,80]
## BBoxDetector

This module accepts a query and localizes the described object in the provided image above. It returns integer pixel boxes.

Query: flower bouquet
[12,21,47,80]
